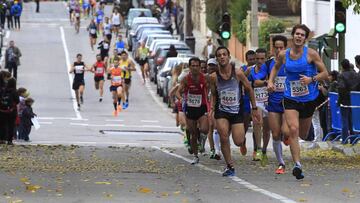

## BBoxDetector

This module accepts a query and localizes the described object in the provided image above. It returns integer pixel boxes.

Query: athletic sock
[273,140,285,165]
[113,102,117,110]
[213,130,221,155]
[126,99,129,103]
[118,98,121,105]
[295,162,302,168]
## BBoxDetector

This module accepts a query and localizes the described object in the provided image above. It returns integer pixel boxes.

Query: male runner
[92,54,107,102]
[176,57,209,165]
[268,24,328,179]
[119,51,136,109]
[209,47,260,176]
[108,58,125,116]
[69,54,90,110]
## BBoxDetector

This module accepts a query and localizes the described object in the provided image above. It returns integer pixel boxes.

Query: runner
[69,54,90,110]
[103,17,112,44]
[206,58,221,160]
[119,51,136,109]
[111,8,121,37]
[87,19,97,51]
[136,41,149,84]
[249,48,271,167]
[91,54,107,102]
[209,46,260,176]
[108,49,120,80]
[176,57,209,165]
[241,50,258,160]
[108,58,125,117]
[68,0,76,24]
[98,36,110,67]
[267,24,328,179]
[114,34,127,53]
[90,0,96,16]
[82,0,90,18]
[254,35,289,174]
[95,6,104,34]
[74,3,81,34]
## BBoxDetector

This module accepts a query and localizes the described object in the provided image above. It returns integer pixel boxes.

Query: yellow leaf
[23,182,31,185]
[56,193,63,197]
[138,187,152,193]
[11,200,23,203]
[298,198,307,202]
[300,183,311,187]
[182,198,189,203]
[20,178,29,183]
[26,185,42,193]
[104,193,113,198]
[95,182,112,185]
[342,188,350,193]
[161,192,169,197]
[173,191,181,195]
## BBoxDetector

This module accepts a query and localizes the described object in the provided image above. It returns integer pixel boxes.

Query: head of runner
[189,57,201,77]
[215,47,231,68]
[291,24,310,48]
[76,53,82,62]
[120,51,128,61]
[272,35,287,57]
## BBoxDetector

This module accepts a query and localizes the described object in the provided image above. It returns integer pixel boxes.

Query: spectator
[355,55,360,71]
[338,59,359,144]
[18,97,35,142]
[0,2,6,29]
[35,0,40,13]
[328,70,339,93]
[166,44,177,58]
[0,77,19,145]
[5,0,13,30]
[5,40,22,79]
[16,87,28,137]
[202,38,216,60]
[11,1,21,30]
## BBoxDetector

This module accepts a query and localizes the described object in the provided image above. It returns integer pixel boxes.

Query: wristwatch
[312,76,317,82]
[252,107,258,111]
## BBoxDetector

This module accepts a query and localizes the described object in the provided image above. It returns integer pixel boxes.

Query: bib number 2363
[290,80,309,97]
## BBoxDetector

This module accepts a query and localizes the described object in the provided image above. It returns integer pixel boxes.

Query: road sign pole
[338,33,345,70]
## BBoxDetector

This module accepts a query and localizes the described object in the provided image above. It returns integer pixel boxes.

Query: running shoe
[77,103,81,111]
[214,154,221,160]
[275,164,285,174]
[260,153,268,167]
[210,149,215,159]
[240,139,247,156]
[191,156,199,165]
[117,104,122,112]
[292,165,304,180]
[80,96,84,104]
[113,110,118,117]
[252,151,260,161]
[222,166,235,177]
[122,102,128,110]
[99,98,103,102]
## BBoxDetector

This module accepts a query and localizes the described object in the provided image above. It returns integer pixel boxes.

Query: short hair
[255,48,267,54]
[120,51,128,55]
[245,50,256,59]
[329,70,339,81]
[76,53,82,57]
[291,24,311,39]
[208,53,215,59]
[25,97,35,105]
[17,87,27,95]
[215,46,230,57]
[272,35,288,47]
[355,55,360,65]
[189,57,201,66]
[200,60,206,65]
[341,59,351,70]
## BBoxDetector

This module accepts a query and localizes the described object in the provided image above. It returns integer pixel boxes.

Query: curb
[300,141,360,156]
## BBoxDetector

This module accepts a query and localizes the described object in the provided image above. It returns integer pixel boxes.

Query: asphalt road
[0,2,359,203]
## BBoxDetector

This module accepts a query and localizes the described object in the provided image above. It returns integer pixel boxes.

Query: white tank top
[112,13,120,25]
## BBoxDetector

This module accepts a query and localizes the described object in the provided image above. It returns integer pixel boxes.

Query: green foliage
[229,0,250,45]
[342,0,360,14]
[205,0,225,33]
[259,18,285,50]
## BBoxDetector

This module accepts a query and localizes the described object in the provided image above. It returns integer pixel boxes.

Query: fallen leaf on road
[26,185,41,193]
[56,193,63,197]
[138,187,152,193]
[95,182,112,185]
[104,193,113,199]
[300,183,311,187]
[182,198,189,203]
[161,192,169,197]
[298,198,307,202]
[342,188,350,193]
[173,191,181,195]
[5,196,11,199]
[324,183,330,186]
[20,178,29,183]
[10,200,23,203]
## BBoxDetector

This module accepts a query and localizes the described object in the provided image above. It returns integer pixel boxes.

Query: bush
[259,18,285,50]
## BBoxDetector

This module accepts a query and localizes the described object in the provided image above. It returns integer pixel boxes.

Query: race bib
[121,65,127,71]
[75,12,80,17]
[254,87,269,102]
[103,43,109,50]
[187,94,202,107]
[220,90,238,106]
[274,76,286,92]
[96,67,103,74]
[290,80,309,97]
[75,65,84,74]
[90,28,96,34]
[112,76,122,83]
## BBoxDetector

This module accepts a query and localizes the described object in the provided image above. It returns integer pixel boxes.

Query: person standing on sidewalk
[337,59,359,144]
[5,41,22,79]
[202,38,216,60]
[35,0,40,13]
[11,1,21,30]
[5,0,13,30]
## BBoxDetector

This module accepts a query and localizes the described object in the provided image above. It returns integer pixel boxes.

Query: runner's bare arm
[254,79,267,87]
[175,77,187,101]
[69,64,75,73]
[169,84,179,98]
[129,61,136,71]
[268,51,285,92]
[309,48,328,82]
[209,73,217,111]
[236,69,256,109]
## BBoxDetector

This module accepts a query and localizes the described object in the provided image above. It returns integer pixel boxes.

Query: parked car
[145,34,174,48]
[126,8,152,30]
[131,24,165,52]
[156,57,191,97]
[127,19,159,50]
[126,17,158,37]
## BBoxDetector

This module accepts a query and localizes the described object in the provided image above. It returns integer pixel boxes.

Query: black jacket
[337,70,360,105]
[21,105,35,128]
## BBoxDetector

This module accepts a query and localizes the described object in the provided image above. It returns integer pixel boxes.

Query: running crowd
[170,24,333,180]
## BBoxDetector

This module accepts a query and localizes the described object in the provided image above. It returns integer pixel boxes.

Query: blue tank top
[284,47,318,102]
[116,41,125,52]
[255,59,286,103]
[216,67,242,114]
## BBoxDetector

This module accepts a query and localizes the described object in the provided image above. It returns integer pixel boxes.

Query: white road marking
[105,119,125,122]
[38,117,88,121]
[26,141,140,146]
[38,122,53,125]
[5,30,10,39]
[60,26,82,120]
[152,146,296,203]
[70,123,89,126]
[141,120,159,123]
[141,125,161,128]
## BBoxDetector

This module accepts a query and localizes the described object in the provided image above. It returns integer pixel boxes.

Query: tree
[259,18,285,51]
[287,0,301,14]
[205,0,227,33]
[229,0,250,45]
[342,0,360,14]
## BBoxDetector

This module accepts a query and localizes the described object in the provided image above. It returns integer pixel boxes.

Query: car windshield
[128,10,152,23]
[147,36,173,47]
